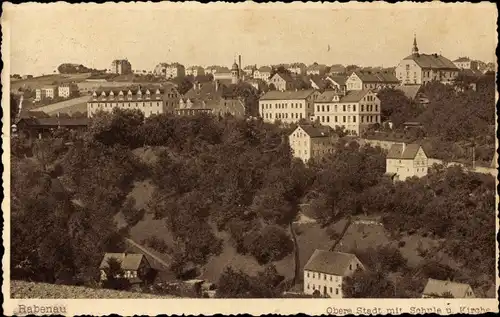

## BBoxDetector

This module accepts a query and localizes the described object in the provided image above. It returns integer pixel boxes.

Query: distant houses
[303,250,364,298]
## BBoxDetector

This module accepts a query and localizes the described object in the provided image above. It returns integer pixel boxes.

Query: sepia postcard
[1,1,498,315]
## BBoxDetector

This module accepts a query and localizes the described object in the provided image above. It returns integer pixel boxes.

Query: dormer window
[109,91,115,97]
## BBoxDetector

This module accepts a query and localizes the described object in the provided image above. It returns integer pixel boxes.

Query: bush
[141,235,171,254]
[244,225,293,265]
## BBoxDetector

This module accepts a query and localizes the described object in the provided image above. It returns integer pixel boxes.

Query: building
[346,71,400,91]
[87,84,180,118]
[177,81,246,118]
[453,57,479,70]
[313,89,381,136]
[386,143,428,181]
[35,85,57,101]
[328,64,346,75]
[243,65,257,77]
[109,59,132,75]
[308,75,329,91]
[394,85,429,105]
[325,76,347,93]
[186,66,205,77]
[205,65,230,76]
[306,63,328,76]
[289,124,336,163]
[153,62,186,79]
[99,253,153,285]
[422,279,475,298]
[395,35,459,85]
[58,83,78,98]
[259,89,320,124]
[254,66,272,82]
[269,73,295,91]
[287,63,307,75]
[303,250,364,298]
[15,116,89,139]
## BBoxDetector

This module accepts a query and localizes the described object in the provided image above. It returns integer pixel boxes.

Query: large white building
[289,124,336,163]
[153,62,186,79]
[185,66,205,77]
[312,89,381,136]
[259,89,320,124]
[422,278,475,298]
[35,86,57,101]
[58,83,78,99]
[386,143,429,181]
[87,85,179,118]
[395,35,459,85]
[346,71,400,91]
[303,250,364,298]
[108,59,132,75]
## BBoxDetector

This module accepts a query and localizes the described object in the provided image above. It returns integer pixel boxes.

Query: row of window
[312,148,334,156]
[307,284,340,295]
[261,102,305,110]
[264,112,304,120]
[89,101,162,108]
[315,104,379,113]
[394,167,427,173]
[316,115,380,124]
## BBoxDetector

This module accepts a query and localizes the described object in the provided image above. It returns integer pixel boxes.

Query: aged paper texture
[2,1,498,315]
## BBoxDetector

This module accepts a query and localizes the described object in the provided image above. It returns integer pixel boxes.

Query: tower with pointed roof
[412,34,419,55]
[231,58,240,84]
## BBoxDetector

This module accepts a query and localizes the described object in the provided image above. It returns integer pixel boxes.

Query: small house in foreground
[303,250,364,298]
[386,143,428,181]
[99,253,153,285]
[422,278,475,298]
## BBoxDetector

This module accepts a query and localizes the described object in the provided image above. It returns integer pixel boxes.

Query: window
[375,105,378,112]
[343,116,346,123]
[307,284,310,289]
[307,272,310,278]
[330,276,332,281]
[324,274,327,281]
[349,264,352,270]
[313,273,315,278]
[313,285,315,290]
[322,105,325,112]
[330,287,333,293]
[327,105,330,112]
[343,105,346,112]
[353,105,356,112]
[353,116,356,123]
[336,288,339,295]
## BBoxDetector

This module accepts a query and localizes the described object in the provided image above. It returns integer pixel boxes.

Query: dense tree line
[11,108,495,297]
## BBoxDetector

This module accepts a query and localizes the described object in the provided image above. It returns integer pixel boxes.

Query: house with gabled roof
[325,76,347,93]
[386,143,428,181]
[287,63,307,75]
[269,73,296,91]
[328,64,346,75]
[396,35,459,85]
[303,250,364,298]
[99,252,153,285]
[346,71,400,91]
[306,63,328,76]
[453,57,479,71]
[289,124,337,163]
[422,278,475,298]
[259,89,320,124]
[254,66,273,82]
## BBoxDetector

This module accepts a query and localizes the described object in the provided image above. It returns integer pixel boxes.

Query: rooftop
[260,89,316,100]
[353,71,399,83]
[304,250,359,276]
[295,124,334,138]
[99,253,145,271]
[422,278,473,298]
[386,143,422,160]
[403,53,458,70]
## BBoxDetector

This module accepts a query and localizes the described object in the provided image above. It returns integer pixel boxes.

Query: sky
[4,2,498,76]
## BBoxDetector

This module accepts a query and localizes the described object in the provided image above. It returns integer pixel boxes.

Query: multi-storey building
[269,73,295,91]
[395,35,459,85]
[177,80,245,118]
[289,124,336,163]
[325,76,347,93]
[306,63,328,76]
[58,83,78,98]
[328,64,346,75]
[185,66,205,77]
[386,143,428,181]
[346,71,400,91]
[287,63,307,75]
[35,85,57,101]
[312,89,381,136]
[304,250,364,298]
[109,59,132,75]
[87,84,179,118]
[243,65,257,77]
[453,57,479,70]
[259,89,320,124]
[253,66,272,82]
[153,62,186,79]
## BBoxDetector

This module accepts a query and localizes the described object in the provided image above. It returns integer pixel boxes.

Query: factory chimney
[238,55,242,78]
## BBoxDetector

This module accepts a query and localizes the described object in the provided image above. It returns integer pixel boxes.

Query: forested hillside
[11,109,496,297]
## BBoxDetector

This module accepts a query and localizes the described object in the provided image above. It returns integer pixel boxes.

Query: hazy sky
[4,2,497,75]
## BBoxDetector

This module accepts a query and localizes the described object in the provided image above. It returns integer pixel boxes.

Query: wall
[259,99,309,124]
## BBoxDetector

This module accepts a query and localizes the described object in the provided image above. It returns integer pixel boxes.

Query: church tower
[412,34,419,55]
[231,58,240,85]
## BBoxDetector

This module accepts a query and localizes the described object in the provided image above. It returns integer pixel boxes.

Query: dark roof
[17,117,89,127]
[316,90,343,102]
[307,64,328,71]
[90,84,176,100]
[99,253,146,271]
[296,124,333,138]
[329,64,346,73]
[304,250,360,276]
[326,76,347,86]
[257,66,272,72]
[386,143,423,159]
[459,69,483,78]
[423,279,472,298]
[271,73,294,83]
[394,85,422,100]
[403,53,458,70]
[353,71,399,83]
[308,75,328,89]
[340,89,373,102]
[260,89,316,100]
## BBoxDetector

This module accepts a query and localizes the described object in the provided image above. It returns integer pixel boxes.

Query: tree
[87,108,144,148]
[216,267,252,298]
[343,270,395,298]
[11,93,19,123]
[102,257,131,290]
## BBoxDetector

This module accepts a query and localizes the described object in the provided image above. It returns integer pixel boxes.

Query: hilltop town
[10,35,497,299]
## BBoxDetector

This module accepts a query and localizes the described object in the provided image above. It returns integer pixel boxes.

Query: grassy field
[10,73,92,91]
[10,280,176,299]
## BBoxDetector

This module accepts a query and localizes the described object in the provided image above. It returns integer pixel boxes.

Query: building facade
[269,73,295,91]
[386,143,429,181]
[395,36,459,85]
[453,57,479,70]
[153,63,186,79]
[259,89,320,124]
[186,66,205,77]
[58,83,78,98]
[35,86,57,101]
[306,63,328,76]
[254,66,272,82]
[87,85,179,118]
[99,253,152,285]
[312,89,381,136]
[346,71,400,91]
[422,279,475,298]
[109,59,132,75]
[303,250,364,298]
[287,63,307,75]
[289,124,336,163]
